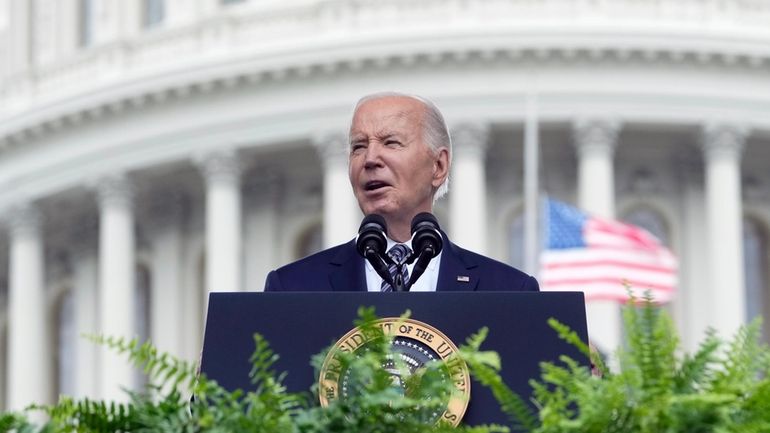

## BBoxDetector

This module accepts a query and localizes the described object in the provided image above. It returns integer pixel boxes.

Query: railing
[2,0,770,119]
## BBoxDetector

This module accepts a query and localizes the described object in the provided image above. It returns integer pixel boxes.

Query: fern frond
[547,318,607,377]
[711,318,765,394]
[86,334,198,392]
[674,328,721,393]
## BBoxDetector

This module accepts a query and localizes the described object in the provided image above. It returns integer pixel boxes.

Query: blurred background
[1,0,769,413]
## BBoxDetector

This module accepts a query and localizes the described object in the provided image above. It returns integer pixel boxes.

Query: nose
[363,141,384,169]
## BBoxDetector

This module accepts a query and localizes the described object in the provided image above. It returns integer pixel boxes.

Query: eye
[384,139,401,147]
[350,142,367,153]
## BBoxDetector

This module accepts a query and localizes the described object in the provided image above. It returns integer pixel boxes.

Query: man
[264,92,538,292]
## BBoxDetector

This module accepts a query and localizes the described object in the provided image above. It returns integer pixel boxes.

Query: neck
[388,224,412,243]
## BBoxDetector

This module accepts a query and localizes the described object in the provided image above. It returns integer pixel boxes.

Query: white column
[149,193,185,358]
[450,123,490,254]
[678,160,709,352]
[573,119,622,355]
[7,0,31,75]
[314,133,361,247]
[72,240,99,399]
[198,150,242,293]
[700,124,748,339]
[244,175,280,291]
[6,204,52,410]
[96,175,136,402]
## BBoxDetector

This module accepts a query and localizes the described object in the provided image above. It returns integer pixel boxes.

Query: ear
[431,148,450,188]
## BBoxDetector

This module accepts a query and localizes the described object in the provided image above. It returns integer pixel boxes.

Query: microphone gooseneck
[407,212,443,290]
[355,214,393,287]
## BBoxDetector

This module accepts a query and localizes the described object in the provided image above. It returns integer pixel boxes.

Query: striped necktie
[381,244,411,292]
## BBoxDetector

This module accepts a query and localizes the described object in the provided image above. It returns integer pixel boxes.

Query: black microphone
[407,212,443,290]
[356,214,393,287]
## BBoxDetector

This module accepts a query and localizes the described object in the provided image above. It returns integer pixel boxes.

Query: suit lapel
[329,240,367,292]
[437,233,480,291]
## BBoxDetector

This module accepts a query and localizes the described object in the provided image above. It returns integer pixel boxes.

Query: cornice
[3,25,770,151]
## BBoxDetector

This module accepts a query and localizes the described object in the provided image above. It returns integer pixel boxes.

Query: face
[348,96,449,224]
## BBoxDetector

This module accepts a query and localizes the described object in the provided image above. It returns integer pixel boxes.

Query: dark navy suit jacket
[264,233,539,292]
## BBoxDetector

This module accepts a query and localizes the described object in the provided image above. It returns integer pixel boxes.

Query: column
[314,133,361,248]
[148,192,185,358]
[572,119,621,355]
[96,175,136,402]
[70,217,99,399]
[6,204,52,410]
[449,123,490,254]
[243,174,280,291]
[197,149,242,293]
[7,0,31,75]
[700,124,748,339]
[677,158,708,352]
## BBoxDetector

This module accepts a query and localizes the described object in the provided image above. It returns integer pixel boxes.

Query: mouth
[364,180,391,192]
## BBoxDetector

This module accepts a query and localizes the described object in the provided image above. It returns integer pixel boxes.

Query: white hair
[350,92,452,200]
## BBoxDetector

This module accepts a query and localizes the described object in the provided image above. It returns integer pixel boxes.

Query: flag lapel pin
[456,276,470,283]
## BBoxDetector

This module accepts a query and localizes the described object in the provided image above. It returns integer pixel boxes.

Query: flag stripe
[542,259,675,274]
[540,199,678,304]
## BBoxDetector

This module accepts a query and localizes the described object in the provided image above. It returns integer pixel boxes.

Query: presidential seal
[319,318,470,426]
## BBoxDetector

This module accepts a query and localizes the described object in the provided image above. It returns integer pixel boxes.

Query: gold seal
[319,318,470,426]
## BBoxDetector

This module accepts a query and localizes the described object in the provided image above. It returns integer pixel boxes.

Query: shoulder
[447,240,539,292]
[263,241,356,291]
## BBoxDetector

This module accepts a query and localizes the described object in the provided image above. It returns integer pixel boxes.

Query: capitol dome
[1,0,769,411]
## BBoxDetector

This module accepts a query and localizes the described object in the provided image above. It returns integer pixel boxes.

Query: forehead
[350,97,424,133]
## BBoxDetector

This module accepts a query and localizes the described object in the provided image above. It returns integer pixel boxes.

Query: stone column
[314,133,361,248]
[450,123,490,254]
[243,173,280,291]
[197,150,242,293]
[700,124,748,339]
[96,175,136,402]
[7,0,31,75]
[148,192,185,358]
[6,204,52,410]
[572,119,621,355]
[63,215,100,399]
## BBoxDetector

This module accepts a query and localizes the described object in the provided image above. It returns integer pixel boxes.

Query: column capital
[94,174,134,209]
[451,122,490,157]
[5,203,43,238]
[312,132,348,164]
[572,118,622,157]
[700,123,748,161]
[195,149,241,184]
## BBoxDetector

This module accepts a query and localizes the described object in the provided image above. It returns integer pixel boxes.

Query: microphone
[356,214,393,287]
[406,212,443,290]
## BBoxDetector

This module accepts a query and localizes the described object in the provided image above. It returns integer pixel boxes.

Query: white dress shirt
[364,236,442,292]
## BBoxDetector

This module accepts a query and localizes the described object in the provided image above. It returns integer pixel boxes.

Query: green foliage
[3,300,769,433]
[525,293,770,433]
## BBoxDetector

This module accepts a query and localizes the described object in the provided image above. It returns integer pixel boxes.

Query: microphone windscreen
[359,214,387,233]
[356,214,388,257]
[410,212,442,258]
[410,212,440,233]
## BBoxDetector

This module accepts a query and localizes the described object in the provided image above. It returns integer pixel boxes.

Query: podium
[200,291,588,426]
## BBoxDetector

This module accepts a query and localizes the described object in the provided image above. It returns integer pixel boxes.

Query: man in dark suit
[264,92,538,292]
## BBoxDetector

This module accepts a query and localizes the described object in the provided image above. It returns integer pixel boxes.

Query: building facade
[1,0,770,412]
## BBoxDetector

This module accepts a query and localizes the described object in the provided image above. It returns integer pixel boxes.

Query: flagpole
[524,93,539,275]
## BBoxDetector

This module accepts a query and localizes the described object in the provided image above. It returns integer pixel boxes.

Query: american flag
[539,199,678,303]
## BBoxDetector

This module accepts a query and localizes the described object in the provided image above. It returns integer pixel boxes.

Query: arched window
[622,206,670,246]
[56,290,77,396]
[743,217,769,340]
